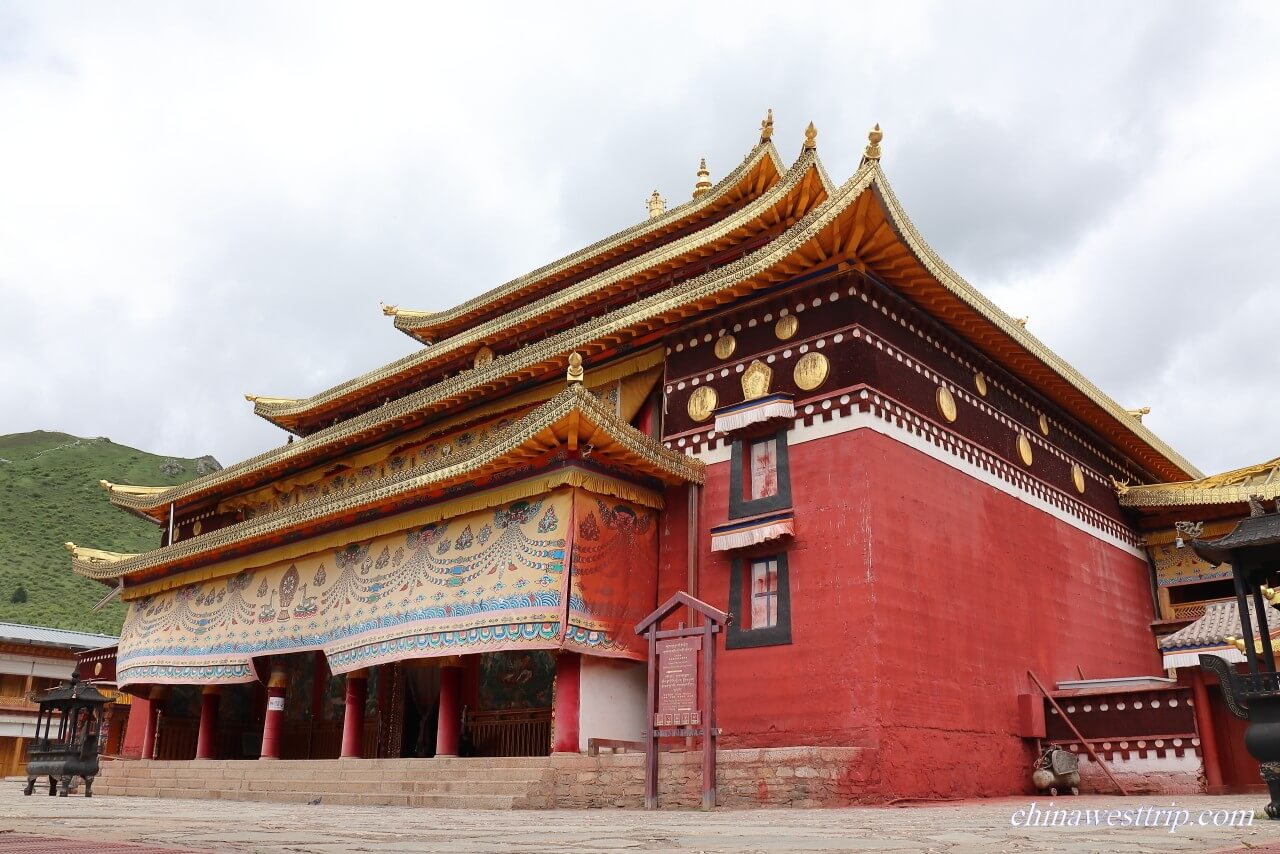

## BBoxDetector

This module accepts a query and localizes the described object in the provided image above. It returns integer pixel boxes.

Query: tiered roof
[86,115,1201,578]
[1119,456,1280,508]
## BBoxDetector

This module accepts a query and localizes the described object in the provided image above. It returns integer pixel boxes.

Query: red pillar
[340,669,368,759]
[140,694,161,761]
[260,663,288,760]
[435,661,462,757]
[1192,669,1225,792]
[194,686,221,760]
[552,652,581,754]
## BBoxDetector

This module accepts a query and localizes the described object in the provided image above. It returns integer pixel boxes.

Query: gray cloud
[0,1,1274,479]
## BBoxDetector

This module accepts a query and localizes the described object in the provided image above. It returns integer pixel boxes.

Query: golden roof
[1119,456,1280,508]
[109,122,1198,523]
[254,142,828,434]
[389,133,786,344]
[74,384,704,582]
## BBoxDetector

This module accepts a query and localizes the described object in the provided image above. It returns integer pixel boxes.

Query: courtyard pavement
[1,785,1280,853]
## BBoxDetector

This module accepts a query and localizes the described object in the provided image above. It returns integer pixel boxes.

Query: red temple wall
[658,425,1161,799]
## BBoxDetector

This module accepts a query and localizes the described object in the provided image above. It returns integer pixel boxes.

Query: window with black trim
[726,553,792,648]
[728,429,791,519]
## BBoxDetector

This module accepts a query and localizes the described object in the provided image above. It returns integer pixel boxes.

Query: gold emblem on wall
[974,372,988,397]
[1038,413,1050,436]
[742,360,773,400]
[1017,433,1034,466]
[687,386,718,422]
[192,520,203,536]
[936,387,958,423]
[1071,463,1086,494]
[714,334,737,360]
[775,315,799,341]
[473,345,495,369]
[793,352,829,391]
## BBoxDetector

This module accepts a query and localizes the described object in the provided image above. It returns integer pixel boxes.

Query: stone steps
[93,758,549,809]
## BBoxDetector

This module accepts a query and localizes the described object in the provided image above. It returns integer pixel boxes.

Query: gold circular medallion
[687,386,718,422]
[1017,433,1034,466]
[775,314,799,341]
[936,386,957,423]
[793,352,829,391]
[1039,413,1050,436]
[714,335,736,360]
[974,372,988,397]
[473,346,495,369]
[94,662,103,676]
[192,520,203,536]
[1071,463,1086,494]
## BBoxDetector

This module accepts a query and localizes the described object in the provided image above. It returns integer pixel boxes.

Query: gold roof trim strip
[1120,457,1280,508]
[114,151,1192,514]
[868,168,1200,479]
[99,480,169,497]
[254,148,823,427]
[76,384,703,581]
[391,139,785,338]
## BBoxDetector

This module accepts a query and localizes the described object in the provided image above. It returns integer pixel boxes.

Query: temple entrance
[399,664,440,758]
[463,651,554,757]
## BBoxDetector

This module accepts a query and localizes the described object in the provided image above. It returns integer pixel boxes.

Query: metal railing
[463,707,552,757]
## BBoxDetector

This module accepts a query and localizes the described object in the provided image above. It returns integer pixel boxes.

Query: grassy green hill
[0,431,218,635]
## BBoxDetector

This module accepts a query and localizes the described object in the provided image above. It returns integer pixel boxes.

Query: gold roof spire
[692,157,712,198]
[647,189,666,219]
[802,121,817,152]
[862,123,883,165]
[759,108,774,143]
[566,351,585,384]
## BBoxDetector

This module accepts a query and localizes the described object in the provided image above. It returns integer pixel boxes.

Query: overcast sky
[2,2,1277,478]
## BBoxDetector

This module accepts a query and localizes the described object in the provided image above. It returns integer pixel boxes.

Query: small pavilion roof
[1193,507,1280,566]
[72,383,703,584]
[1119,456,1280,509]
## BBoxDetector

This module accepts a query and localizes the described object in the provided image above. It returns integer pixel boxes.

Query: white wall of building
[578,657,646,752]
[0,653,74,681]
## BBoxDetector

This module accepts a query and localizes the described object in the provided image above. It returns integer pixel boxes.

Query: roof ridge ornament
[1127,406,1151,422]
[567,351,585,384]
[759,109,774,143]
[692,157,712,199]
[647,189,666,219]
[380,302,398,317]
[802,121,817,152]
[861,123,883,165]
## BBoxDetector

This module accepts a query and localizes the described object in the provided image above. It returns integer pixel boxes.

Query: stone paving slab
[1,784,1279,852]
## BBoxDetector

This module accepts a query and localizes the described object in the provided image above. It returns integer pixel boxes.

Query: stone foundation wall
[1074,751,1205,796]
[535,746,878,808]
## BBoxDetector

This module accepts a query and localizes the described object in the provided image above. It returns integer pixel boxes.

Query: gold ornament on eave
[714,334,736,360]
[794,352,829,391]
[1017,433,1034,467]
[759,108,774,143]
[687,386,717,422]
[742,360,773,400]
[775,314,799,341]
[936,387,958,423]
[567,352,585,384]
[647,190,666,219]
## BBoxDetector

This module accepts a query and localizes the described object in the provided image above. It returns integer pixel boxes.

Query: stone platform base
[92,746,876,809]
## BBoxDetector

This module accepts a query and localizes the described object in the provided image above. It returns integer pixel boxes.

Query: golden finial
[759,108,774,143]
[1127,406,1151,422]
[692,157,712,199]
[244,394,258,403]
[567,352,585,384]
[1012,316,1029,328]
[380,302,398,317]
[647,189,666,219]
[802,121,817,152]
[862,123,883,164]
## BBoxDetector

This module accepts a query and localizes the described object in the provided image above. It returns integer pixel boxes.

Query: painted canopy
[116,487,657,687]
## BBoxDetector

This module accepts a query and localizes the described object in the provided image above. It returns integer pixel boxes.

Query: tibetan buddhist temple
[69,114,1227,806]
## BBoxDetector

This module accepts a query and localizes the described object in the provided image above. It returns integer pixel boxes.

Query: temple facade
[67,114,1207,803]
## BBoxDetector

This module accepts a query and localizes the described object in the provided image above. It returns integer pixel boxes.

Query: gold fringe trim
[123,470,662,601]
